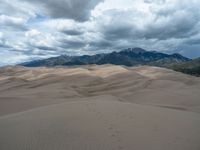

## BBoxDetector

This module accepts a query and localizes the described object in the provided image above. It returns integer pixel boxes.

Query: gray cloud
[88,1,200,57]
[1,0,200,66]
[0,0,36,19]
[22,0,104,21]
[98,7,200,41]
[59,39,86,49]
[144,0,166,4]
[0,15,28,31]
[0,34,10,48]
[144,13,198,40]
[62,30,84,36]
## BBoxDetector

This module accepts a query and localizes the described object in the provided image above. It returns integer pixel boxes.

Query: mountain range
[22,48,189,66]
[168,58,200,76]
[21,48,200,76]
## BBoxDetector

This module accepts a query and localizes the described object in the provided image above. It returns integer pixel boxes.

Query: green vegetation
[168,58,200,76]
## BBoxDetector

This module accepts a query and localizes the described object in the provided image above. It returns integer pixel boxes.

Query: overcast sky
[0,0,200,65]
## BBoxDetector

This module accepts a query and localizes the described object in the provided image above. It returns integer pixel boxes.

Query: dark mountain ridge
[21,48,190,67]
[168,58,200,76]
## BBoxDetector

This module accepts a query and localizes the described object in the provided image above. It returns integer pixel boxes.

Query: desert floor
[0,65,200,150]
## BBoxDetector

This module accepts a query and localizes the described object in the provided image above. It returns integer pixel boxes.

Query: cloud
[25,29,59,51]
[97,2,200,41]
[0,32,10,48]
[0,15,27,30]
[0,50,29,66]
[87,0,200,55]
[1,0,200,65]
[144,0,166,4]
[22,0,104,21]
[0,0,36,19]
[45,19,85,35]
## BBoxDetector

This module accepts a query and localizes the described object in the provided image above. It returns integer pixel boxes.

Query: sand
[0,65,200,150]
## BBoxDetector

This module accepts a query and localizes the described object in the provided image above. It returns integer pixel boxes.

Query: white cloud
[0,0,200,65]
[25,29,59,51]
[0,32,3,39]
[0,15,26,25]
[0,15,27,30]
[0,0,36,19]
[25,29,41,37]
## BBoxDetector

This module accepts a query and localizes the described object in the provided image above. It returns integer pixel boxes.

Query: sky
[0,0,200,66]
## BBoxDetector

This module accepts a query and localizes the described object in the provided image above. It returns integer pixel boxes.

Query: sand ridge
[0,65,129,80]
[0,65,200,150]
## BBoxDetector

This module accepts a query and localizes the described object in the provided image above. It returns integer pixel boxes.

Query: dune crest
[0,65,200,150]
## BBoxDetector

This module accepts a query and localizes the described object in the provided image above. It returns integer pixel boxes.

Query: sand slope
[0,65,200,150]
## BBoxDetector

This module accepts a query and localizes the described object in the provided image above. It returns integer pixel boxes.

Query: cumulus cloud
[0,32,10,48]
[89,0,200,54]
[25,29,59,51]
[97,1,200,41]
[22,0,104,21]
[144,0,166,4]
[0,0,200,65]
[0,0,36,19]
[0,15,27,30]
[43,19,85,35]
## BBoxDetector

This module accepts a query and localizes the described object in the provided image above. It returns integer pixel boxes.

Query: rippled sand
[0,65,200,150]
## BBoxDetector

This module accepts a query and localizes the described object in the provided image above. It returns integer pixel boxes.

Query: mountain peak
[123,48,146,53]
[171,53,190,61]
[21,48,189,67]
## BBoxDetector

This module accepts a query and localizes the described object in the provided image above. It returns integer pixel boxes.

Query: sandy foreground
[0,65,200,150]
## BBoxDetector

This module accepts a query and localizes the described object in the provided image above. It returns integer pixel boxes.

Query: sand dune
[0,65,200,150]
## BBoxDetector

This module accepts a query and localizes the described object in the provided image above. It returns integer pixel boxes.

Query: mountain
[21,48,190,67]
[168,58,200,76]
